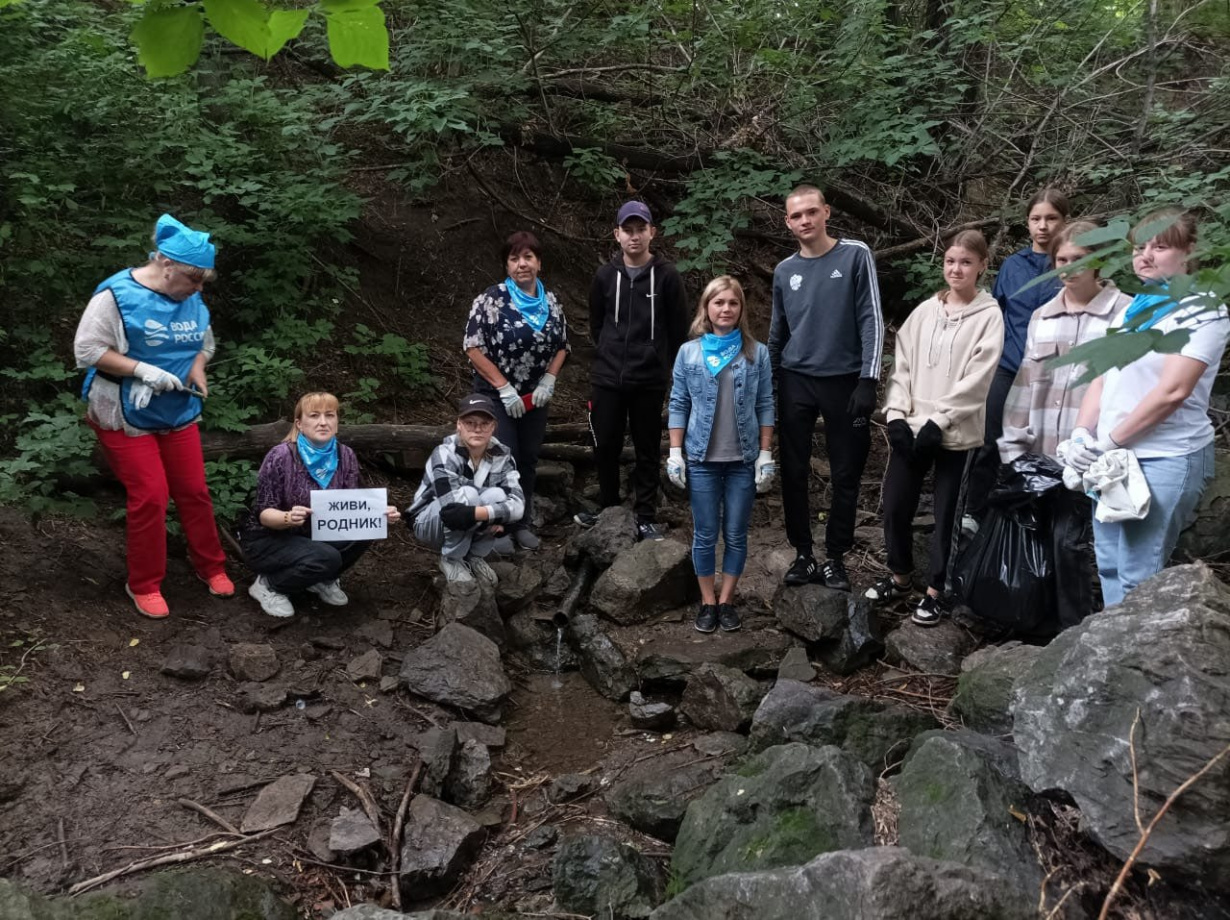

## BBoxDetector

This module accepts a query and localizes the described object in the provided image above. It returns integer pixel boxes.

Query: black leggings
[882,447,969,592]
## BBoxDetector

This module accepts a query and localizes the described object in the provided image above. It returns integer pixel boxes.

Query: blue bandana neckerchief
[700,329,742,377]
[297,433,338,489]
[505,277,549,333]
[1123,284,1175,331]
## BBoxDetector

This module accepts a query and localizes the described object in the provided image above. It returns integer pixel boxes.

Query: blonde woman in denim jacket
[667,276,775,633]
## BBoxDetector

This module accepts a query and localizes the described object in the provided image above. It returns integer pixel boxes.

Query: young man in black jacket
[578,201,688,541]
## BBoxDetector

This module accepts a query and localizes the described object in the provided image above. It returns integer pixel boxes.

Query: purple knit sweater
[247,441,361,535]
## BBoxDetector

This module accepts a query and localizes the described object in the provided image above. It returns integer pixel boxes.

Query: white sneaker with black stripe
[912,593,944,627]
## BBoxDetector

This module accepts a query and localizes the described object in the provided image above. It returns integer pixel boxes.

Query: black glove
[439,502,476,531]
[846,377,877,418]
[886,419,915,457]
[914,419,943,456]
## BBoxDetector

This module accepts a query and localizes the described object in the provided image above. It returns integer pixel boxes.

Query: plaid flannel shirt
[998,283,1132,461]
[407,433,525,525]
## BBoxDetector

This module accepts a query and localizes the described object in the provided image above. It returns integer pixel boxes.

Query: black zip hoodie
[588,252,688,390]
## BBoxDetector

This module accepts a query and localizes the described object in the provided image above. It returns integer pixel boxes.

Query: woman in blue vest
[74,214,233,619]
[666,276,776,634]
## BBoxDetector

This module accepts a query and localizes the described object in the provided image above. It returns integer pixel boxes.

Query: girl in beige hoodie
[865,231,1004,626]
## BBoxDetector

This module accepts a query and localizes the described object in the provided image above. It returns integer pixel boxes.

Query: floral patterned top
[463,282,569,392]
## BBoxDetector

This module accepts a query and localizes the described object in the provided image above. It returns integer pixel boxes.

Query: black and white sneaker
[637,521,665,542]
[911,593,944,627]
[573,511,598,528]
[864,576,911,605]
[784,554,819,586]
[821,557,851,592]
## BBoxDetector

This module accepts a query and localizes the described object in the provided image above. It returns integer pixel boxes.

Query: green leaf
[1046,327,1192,385]
[267,8,310,56]
[130,6,205,78]
[0,0,26,8]
[1072,220,1131,247]
[324,3,389,70]
[203,0,273,58]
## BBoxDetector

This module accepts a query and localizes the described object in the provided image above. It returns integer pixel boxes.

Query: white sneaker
[249,576,295,618]
[307,579,348,606]
[439,557,474,584]
[467,555,498,587]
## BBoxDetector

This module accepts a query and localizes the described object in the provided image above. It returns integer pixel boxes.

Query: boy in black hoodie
[578,201,688,541]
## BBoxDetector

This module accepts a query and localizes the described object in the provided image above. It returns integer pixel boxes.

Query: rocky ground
[2,449,1230,920]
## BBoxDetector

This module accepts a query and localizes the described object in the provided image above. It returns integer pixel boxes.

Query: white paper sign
[310,488,388,541]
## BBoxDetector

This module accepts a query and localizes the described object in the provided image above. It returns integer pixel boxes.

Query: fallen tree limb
[329,770,383,844]
[389,758,424,911]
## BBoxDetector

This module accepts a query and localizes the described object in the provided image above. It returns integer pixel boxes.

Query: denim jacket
[668,339,775,464]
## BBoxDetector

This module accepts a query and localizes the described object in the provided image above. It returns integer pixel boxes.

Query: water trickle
[552,626,564,689]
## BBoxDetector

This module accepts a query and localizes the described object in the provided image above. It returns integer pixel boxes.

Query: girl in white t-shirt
[1070,209,1229,605]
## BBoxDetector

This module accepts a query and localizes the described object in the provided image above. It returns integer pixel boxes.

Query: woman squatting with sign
[242,392,401,618]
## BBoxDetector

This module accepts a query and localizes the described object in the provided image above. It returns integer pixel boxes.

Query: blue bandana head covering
[505,278,549,333]
[1123,284,1174,330]
[154,213,216,269]
[700,328,742,377]
[297,433,338,489]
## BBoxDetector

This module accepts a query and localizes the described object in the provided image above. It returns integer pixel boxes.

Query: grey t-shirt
[624,263,647,283]
[704,367,743,462]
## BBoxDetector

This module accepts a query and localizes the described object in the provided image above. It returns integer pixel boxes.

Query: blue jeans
[689,461,756,577]
[1092,443,1214,606]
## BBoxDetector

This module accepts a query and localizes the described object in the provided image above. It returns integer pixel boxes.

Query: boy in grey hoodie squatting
[769,185,885,590]
[578,201,689,541]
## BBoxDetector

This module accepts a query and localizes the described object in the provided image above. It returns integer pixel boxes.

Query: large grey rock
[443,737,492,809]
[635,628,795,687]
[749,679,937,769]
[490,561,544,614]
[455,721,506,748]
[950,641,1043,734]
[589,539,695,624]
[1012,564,1230,888]
[679,662,763,732]
[399,622,511,723]
[670,742,875,888]
[409,726,456,798]
[570,613,636,701]
[775,647,815,682]
[885,619,975,676]
[816,599,885,675]
[605,754,726,842]
[629,691,676,731]
[398,795,486,898]
[894,732,1041,897]
[570,506,638,569]
[772,583,848,642]
[553,835,664,919]
[649,847,1036,920]
[330,807,381,854]
[229,643,279,682]
[240,773,316,832]
[1176,458,1230,560]
[439,581,505,646]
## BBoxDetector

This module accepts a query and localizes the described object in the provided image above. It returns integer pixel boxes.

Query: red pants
[93,423,227,594]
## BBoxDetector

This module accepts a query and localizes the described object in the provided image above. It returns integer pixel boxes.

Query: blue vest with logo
[81,269,210,430]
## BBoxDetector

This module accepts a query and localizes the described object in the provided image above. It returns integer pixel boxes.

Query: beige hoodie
[884,289,1004,451]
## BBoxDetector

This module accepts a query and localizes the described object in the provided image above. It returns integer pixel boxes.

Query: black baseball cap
[457,393,498,420]
[617,200,653,226]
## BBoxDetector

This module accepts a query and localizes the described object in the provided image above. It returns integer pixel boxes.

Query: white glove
[667,447,687,489]
[497,382,525,418]
[1065,426,1103,473]
[129,381,155,410]
[754,449,775,493]
[133,361,182,394]
[532,372,556,408]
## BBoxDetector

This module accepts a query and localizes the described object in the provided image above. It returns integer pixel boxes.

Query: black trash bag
[951,454,1063,635]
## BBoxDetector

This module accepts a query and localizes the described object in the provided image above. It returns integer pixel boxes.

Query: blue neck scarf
[1124,283,1174,331]
[297,433,338,489]
[505,277,549,333]
[700,329,742,377]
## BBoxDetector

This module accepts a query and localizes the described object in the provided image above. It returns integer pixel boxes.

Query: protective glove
[1065,426,1103,473]
[133,361,183,394]
[497,382,525,419]
[129,381,155,410]
[846,377,877,418]
[914,419,943,456]
[532,372,556,408]
[439,502,477,531]
[754,449,775,493]
[666,447,687,489]
[886,419,915,457]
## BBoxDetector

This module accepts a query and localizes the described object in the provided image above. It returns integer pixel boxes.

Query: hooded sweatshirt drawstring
[615,265,657,339]
[649,265,656,340]
[614,272,621,326]
[925,307,965,378]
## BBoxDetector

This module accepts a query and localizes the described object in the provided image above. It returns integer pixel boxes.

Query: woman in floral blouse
[463,230,569,550]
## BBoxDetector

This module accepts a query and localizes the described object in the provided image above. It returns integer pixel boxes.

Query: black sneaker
[718,603,741,632]
[864,575,911,605]
[821,557,851,592]
[637,521,665,542]
[695,604,718,633]
[784,553,818,585]
[573,511,598,528]
[912,593,944,627]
